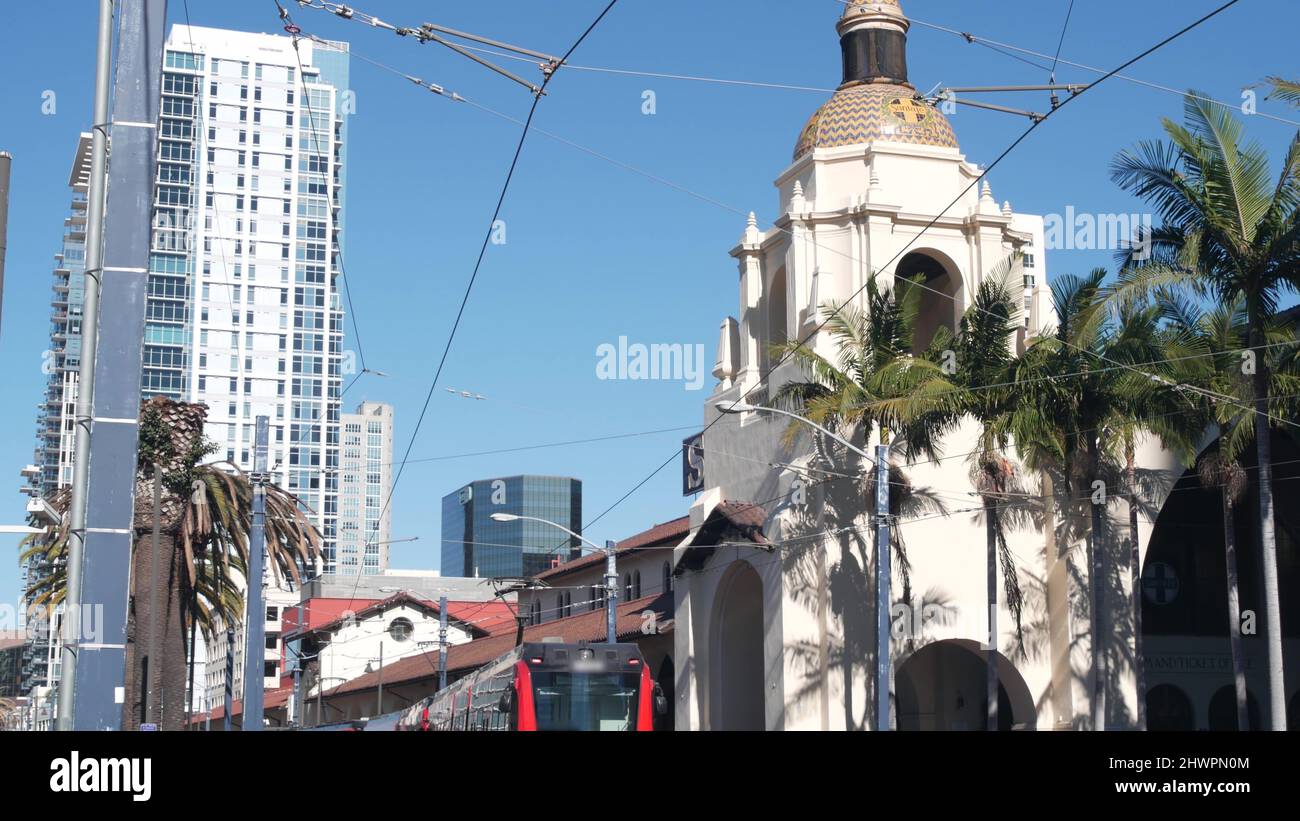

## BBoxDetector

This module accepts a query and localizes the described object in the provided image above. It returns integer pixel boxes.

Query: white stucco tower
[675,1,1300,735]
[676,0,1066,733]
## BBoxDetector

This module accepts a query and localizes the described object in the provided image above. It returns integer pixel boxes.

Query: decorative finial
[744,211,761,244]
[791,180,806,213]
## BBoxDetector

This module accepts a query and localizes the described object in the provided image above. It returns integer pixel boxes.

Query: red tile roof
[324,592,672,698]
[441,600,518,635]
[284,593,515,641]
[677,500,772,572]
[617,515,691,550]
[712,501,769,541]
[0,631,26,652]
[534,516,689,582]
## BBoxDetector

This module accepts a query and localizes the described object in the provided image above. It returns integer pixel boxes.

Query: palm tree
[1007,269,1195,729]
[20,397,321,730]
[870,255,1029,731]
[770,271,952,727]
[1112,92,1300,729]
[1093,284,1207,731]
[1265,77,1300,108]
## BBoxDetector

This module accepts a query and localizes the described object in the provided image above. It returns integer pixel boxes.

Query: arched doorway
[896,250,961,354]
[1146,684,1195,730]
[1207,685,1261,730]
[711,562,765,730]
[894,639,1034,730]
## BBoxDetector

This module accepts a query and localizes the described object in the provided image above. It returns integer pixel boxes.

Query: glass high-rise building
[147,25,350,570]
[441,476,583,579]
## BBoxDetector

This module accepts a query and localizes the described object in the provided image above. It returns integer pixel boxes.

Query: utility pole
[242,416,270,731]
[0,150,11,338]
[376,641,384,716]
[56,0,113,733]
[292,602,304,726]
[874,444,891,732]
[437,596,448,690]
[64,0,168,732]
[604,540,618,643]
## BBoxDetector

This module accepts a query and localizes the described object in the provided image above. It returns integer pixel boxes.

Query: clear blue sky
[1,0,1296,609]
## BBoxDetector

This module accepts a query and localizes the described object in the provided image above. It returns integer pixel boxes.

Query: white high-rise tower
[339,401,394,574]
[149,25,349,573]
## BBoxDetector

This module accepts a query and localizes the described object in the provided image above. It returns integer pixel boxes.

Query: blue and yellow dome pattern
[793,83,959,160]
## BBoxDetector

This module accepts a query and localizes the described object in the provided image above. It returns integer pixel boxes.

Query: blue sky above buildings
[0,0,1296,607]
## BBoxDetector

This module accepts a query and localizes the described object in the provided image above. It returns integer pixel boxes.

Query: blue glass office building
[441,476,582,578]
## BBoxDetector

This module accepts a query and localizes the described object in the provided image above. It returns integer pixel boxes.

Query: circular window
[388,617,414,643]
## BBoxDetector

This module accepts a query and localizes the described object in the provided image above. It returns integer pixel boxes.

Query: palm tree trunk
[985,496,999,731]
[1249,310,1286,730]
[1127,446,1146,731]
[186,602,197,731]
[160,531,189,730]
[123,529,188,730]
[1222,494,1249,731]
[1088,436,1106,731]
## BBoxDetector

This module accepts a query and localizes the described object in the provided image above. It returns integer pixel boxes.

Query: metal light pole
[292,602,304,726]
[0,150,11,337]
[56,0,114,732]
[605,540,618,644]
[716,401,891,731]
[873,442,890,731]
[241,416,270,730]
[489,513,614,642]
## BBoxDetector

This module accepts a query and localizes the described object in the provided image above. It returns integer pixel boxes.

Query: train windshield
[530,671,641,731]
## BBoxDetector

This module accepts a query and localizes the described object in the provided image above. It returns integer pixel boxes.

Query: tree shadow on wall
[773,434,950,730]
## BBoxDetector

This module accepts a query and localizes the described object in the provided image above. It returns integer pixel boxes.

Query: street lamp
[715,400,893,732]
[490,512,617,643]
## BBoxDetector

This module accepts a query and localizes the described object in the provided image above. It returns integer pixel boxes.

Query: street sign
[682,432,704,495]
[139,723,158,732]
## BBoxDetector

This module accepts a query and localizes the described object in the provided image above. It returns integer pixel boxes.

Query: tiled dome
[793,83,958,160]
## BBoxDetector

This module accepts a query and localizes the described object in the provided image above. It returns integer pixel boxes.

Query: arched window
[556,594,565,621]
[564,592,573,618]
[530,599,541,626]
[632,570,642,600]
[624,573,633,600]
[662,561,672,594]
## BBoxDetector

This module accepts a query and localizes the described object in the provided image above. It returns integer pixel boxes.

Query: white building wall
[310,604,474,698]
